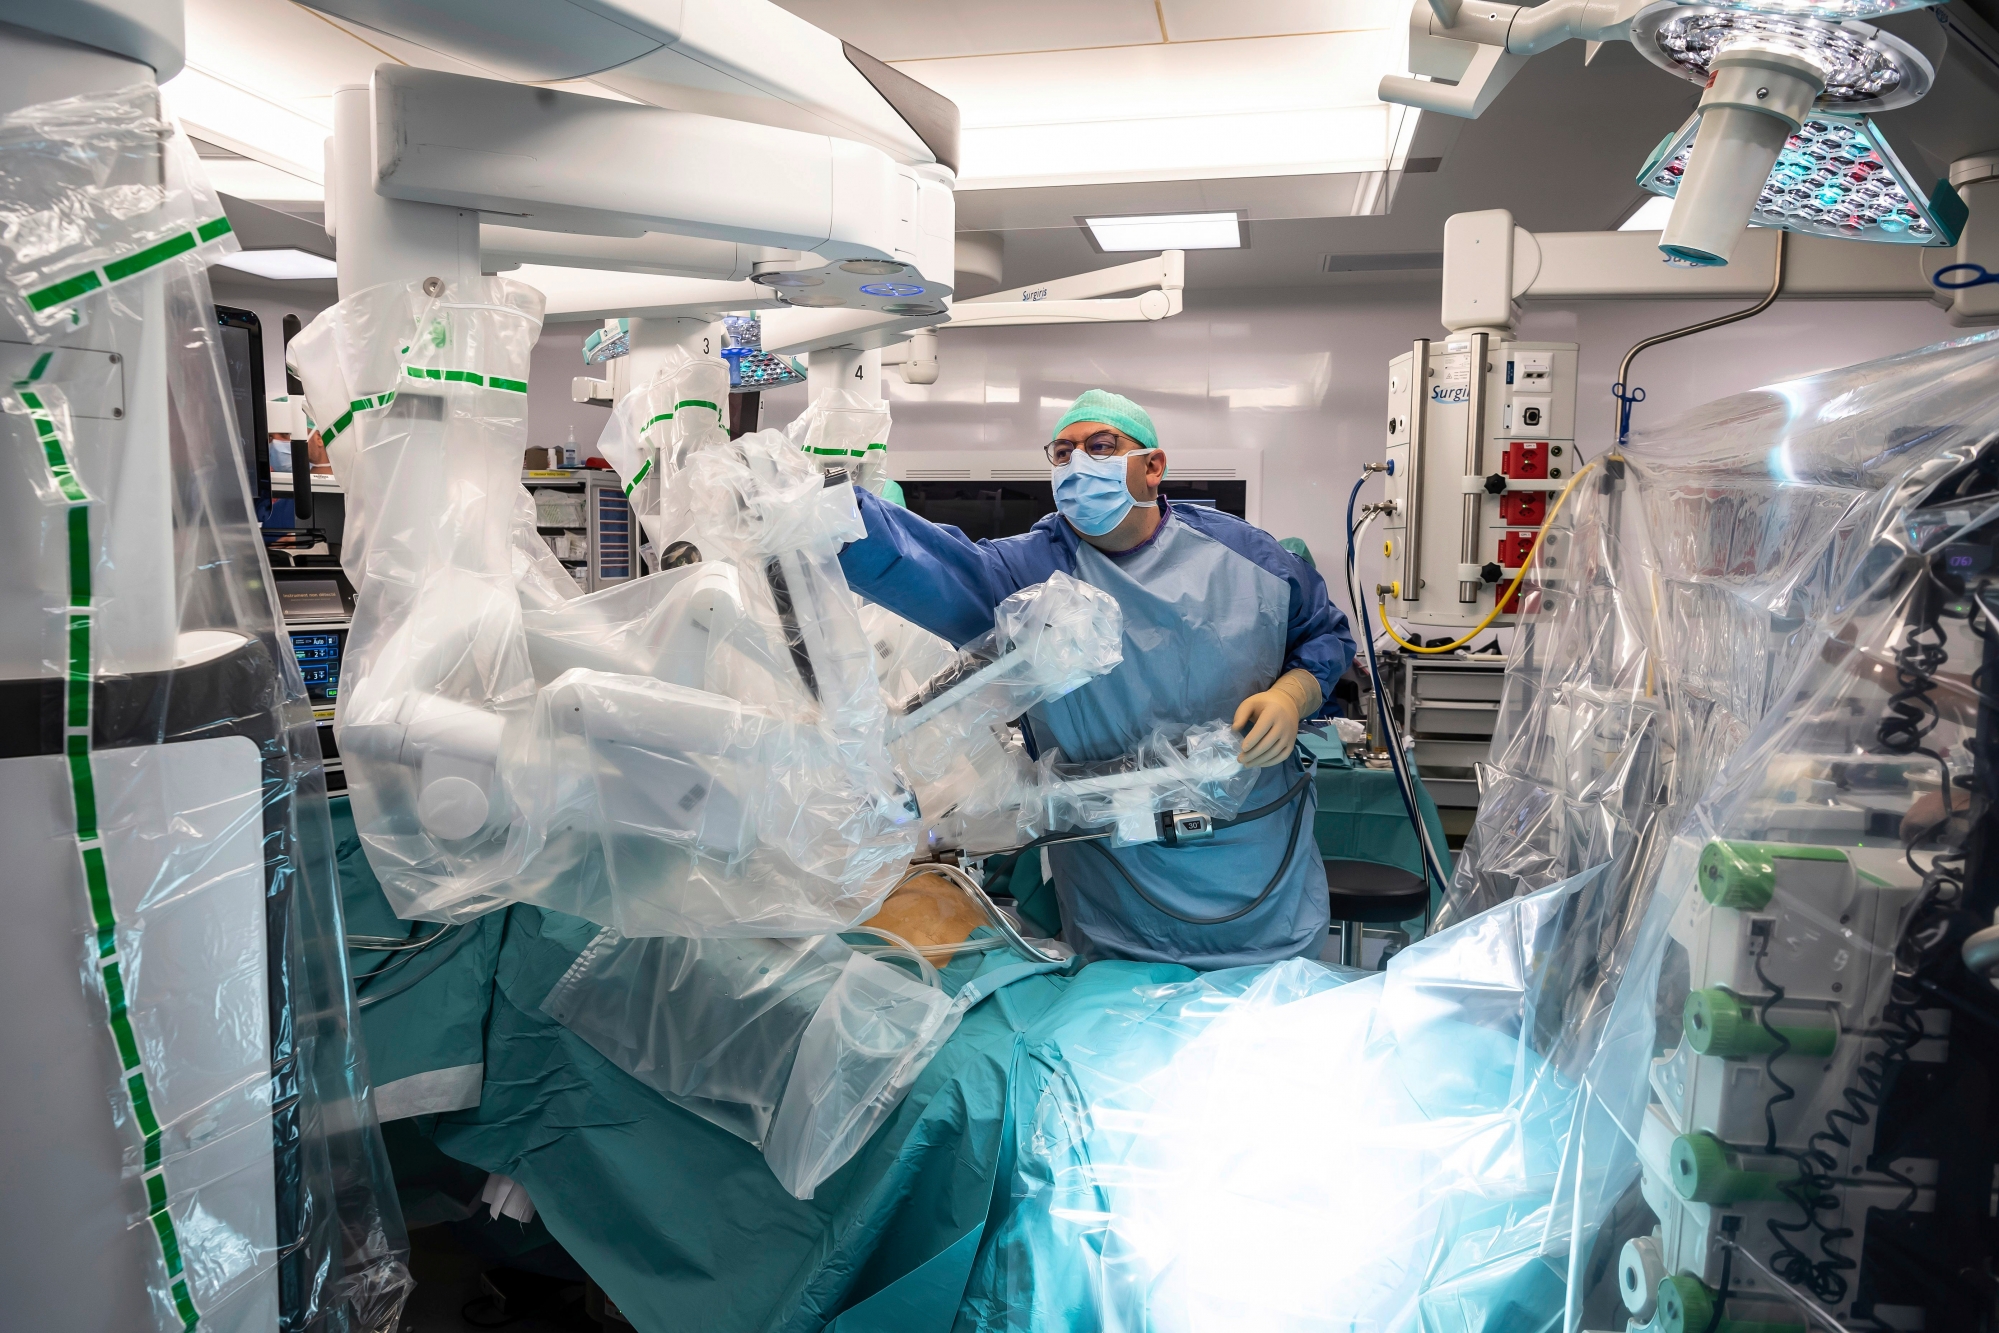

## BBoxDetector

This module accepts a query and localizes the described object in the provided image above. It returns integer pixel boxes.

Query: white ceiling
[178,0,1999,302]
[779,0,1412,189]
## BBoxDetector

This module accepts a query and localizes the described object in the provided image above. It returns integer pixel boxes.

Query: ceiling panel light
[1085,213,1242,252]
[1619,195,1677,230]
[213,249,338,280]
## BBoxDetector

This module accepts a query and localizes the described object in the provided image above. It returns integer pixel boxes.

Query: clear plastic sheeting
[988,331,1999,1331]
[592,348,733,565]
[0,83,238,335]
[291,292,943,937]
[788,386,893,493]
[1022,718,1255,846]
[1442,331,1999,1332]
[545,921,972,1201]
[990,876,1592,1331]
[0,85,408,1333]
[889,572,1125,839]
[288,275,549,919]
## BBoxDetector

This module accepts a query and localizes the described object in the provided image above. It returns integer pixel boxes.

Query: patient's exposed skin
[870,871,989,949]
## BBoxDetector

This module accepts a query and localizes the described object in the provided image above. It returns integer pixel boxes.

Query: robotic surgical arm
[296,280,1133,935]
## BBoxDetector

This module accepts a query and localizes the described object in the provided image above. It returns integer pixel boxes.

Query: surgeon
[840,389,1356,967]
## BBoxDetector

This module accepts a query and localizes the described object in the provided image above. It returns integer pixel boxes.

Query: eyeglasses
[1045,430,1135,466]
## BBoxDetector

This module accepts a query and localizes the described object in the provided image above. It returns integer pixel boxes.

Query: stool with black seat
[1324,859,1429,967]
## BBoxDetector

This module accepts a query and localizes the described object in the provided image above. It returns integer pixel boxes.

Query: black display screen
[289,629,345,702]
[897,478,1247,542]
[214,306,267,498]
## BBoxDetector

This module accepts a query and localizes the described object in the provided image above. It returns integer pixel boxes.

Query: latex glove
[1231,669,1321,768]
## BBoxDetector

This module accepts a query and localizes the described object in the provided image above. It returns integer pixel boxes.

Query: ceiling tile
[901,32,1401,126]
[774,0,1162,61]
[1159,0,1404,40]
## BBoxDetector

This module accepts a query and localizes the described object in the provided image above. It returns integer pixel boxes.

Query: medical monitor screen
[276,577,346,622]
[214,305,268,496]
[896,479,1246,542]
[289,628,345,703]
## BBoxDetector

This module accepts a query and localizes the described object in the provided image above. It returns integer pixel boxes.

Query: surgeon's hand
[1232,669,1322,768]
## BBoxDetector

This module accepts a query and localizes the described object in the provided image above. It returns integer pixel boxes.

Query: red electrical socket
[1498,529,1539,567]
[1498,491,1546,525]
[1501,441,1548,478]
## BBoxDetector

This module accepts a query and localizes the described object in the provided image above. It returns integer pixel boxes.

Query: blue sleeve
[1181,510,1355,714]
[1281,554,1356,717]
[838,488,1067,647]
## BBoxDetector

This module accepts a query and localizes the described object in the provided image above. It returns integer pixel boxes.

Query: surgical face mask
[1052,448,1156,537]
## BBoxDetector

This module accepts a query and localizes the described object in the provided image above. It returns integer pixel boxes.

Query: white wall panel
[769,283,1960,633]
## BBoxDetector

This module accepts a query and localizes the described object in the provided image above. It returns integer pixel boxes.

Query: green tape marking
[23,216,231,316]
[624,456,653,496]
[20,391,89,503]
[402,365,527,393]
[643,412,673,431]
[801,441,887,458]
[104,230,195,283]
[13,349,53,386]
[316,391,396,446]
[26,269,101,312]
[35,396,201,1331]
[675,399,718,413]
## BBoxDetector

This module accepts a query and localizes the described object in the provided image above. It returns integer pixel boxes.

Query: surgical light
[1637,110,1965,249]
[1083,212,1242,253]
[1621,0,1935,265]
[212,247,338,280]
[858,282,925,298]
[1631,6,1931,108]
[720,314,807,392]
[584,319,630,365]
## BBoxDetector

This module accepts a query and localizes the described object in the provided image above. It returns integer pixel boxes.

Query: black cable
[1753,945,1840,1302]
[1080,770,1313,926]
[1343,476,1451,902]
[1702,1226,1737,1333]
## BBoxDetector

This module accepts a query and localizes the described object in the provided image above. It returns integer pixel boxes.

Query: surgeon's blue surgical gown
[841,492,1356,968]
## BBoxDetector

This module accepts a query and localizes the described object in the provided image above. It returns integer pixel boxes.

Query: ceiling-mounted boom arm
[369,66,954,316]
[945,251,1186,327]
[1380,0,1640,118]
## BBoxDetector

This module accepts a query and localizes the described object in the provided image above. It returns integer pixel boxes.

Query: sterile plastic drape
[983,331,1999,1332]
[0,84,411,1333]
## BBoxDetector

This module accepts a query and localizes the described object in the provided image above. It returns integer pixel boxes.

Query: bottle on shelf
[564,426,579,469]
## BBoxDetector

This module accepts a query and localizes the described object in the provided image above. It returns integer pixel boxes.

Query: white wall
[532,322,614,459]
[210,273,1967,633]
[796,281,1963,630]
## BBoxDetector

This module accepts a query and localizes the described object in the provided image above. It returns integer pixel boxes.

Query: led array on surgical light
[1639,111,1965,246]
[584,319,630,365]
[1646,9,1909,100]
[1717,0,1943,18]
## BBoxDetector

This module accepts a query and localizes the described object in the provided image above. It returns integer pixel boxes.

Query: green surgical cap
[1054,389,1157,450]
[1279,537,1316,568]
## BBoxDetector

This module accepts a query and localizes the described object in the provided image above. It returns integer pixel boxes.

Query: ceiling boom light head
[1637,110,1966,253]
[1374,0,1943,266]
[1625,1,1934,265]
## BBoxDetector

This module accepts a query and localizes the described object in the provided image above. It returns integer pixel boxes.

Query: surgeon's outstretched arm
[1232,668,1322,767]
[839,487,1053,645]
